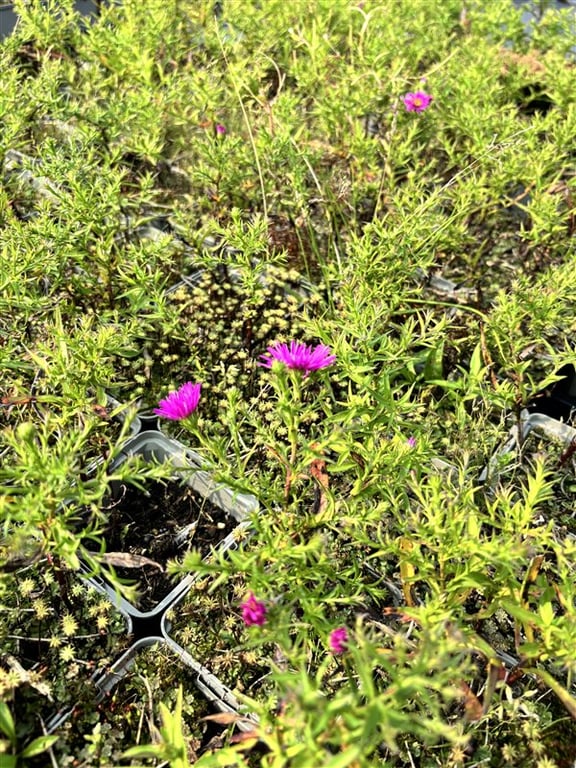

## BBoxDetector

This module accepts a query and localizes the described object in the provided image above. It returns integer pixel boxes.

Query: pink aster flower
[407,436,416,448]
[153,382,201,421]
[329,626,349,654]
[259,341,336,375]
[241,592,267,627]
[403,91,433,113]
[215,123,226,135]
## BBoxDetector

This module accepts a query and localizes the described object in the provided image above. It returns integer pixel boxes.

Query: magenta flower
[241,592,267,627]
[259,341,336,375]
[407,436,416,448]
[329,626,349,654]
[215,123,227,135]
[403,91,433,113]
[153,382,201,421]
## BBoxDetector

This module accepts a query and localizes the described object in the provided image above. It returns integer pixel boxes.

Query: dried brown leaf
[101,552,164,571]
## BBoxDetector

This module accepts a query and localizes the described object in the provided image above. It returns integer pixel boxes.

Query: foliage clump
[2,0,576,765]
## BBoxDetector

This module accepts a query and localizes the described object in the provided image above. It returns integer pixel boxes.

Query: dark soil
[100,479,238,612]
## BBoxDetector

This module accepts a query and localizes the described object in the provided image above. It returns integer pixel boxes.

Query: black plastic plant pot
[104,392,142,437]
[0,1,101,41]
[476,410,576,707]
[72,0,101,17]
[83,430,259,630]
[42,641,157,737]
[77,636,163,702]
[414,266,476,304]
[169,231,320,303]
[512,0,576,58]
[0,3,18,39]
[42,636,161,746]
[3,149,59,210]
[527,363,576,424]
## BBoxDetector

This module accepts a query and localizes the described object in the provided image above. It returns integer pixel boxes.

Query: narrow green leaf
[500,600,539,628]
[0,701,16,744]
[468,342,484,379]
[20,734,59,758]
[423,340,444,382]
[122,745,163,759]
[0,753,17,768]
[530,668,576,720]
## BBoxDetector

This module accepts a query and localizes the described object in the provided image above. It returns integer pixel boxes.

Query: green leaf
[499,600,539,627]
[468,342,484,379]
[0,701,16,744]
[530,667,576,720]
[423,340,444,382]
[0,753,17,768]
[193,746,251,767]
[122,745,164,759]
[20,734,59,758]
[539,601,555,626]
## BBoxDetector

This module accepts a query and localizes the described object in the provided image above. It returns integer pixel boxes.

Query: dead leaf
[3,654,53,700]
[459,681,483,722]
[101,552,164,571]
[310,453,329,517]
[499,49,547,77]
[201,712,246,725]
[1,396,36,406]
[92,404,110,420]
[229,730,261,745]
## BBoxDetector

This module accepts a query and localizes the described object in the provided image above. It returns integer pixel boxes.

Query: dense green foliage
[2,0,576,765]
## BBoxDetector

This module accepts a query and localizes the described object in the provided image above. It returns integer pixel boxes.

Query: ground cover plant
[2,0,576,765]
[0,561,129,760]
[45,643,240,767]
[165,570,279,700]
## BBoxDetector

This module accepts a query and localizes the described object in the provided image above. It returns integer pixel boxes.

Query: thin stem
[217,27,268,219]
